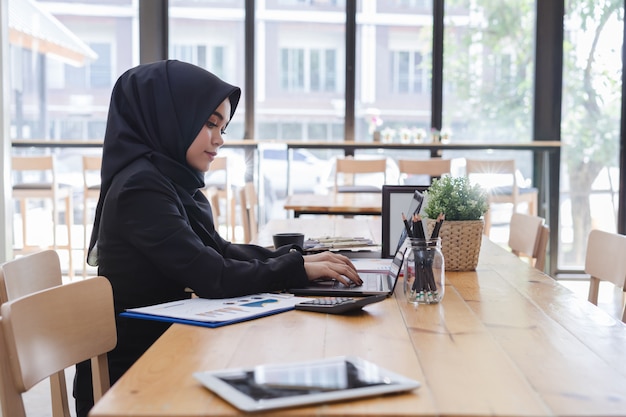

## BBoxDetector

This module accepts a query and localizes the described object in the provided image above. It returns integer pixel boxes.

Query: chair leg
[65,195,74,280]
[19,198,28,249]
[84,195,88,277]
[229,196,237,241]
[587,276,600,304]
[530,194,538,216]
[484,206,492,237]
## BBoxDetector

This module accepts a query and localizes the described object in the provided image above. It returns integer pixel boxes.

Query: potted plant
[423,176,489,271]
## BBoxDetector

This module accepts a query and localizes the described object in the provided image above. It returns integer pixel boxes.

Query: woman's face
[186,98,231,172]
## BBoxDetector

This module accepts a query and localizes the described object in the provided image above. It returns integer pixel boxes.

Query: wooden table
[254,218,381,248]
[283,192,382,217]
[89,219,626,417]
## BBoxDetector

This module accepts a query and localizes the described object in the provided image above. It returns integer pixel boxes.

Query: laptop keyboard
[333,274,383,291]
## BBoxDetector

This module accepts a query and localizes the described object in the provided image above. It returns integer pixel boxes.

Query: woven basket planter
[426,218,484,271]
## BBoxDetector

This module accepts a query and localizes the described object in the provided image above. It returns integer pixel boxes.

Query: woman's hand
[302,252,362,287]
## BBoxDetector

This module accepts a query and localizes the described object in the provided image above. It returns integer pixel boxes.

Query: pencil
[431,213,445,239]
[412,213,425,239]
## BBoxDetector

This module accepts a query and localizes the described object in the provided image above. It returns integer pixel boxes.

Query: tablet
[193,356,420,412]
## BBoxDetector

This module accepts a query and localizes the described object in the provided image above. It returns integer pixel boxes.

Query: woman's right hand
[302,251,362,287]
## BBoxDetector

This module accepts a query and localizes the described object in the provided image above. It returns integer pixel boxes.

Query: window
[280,48,305,91]
[64,43,113,90]
[280,48,338,93]
[89,43,112,88]
[443,0,534,143]
[559,0,623,270]
[171,44,226,79]
[390,50,429,94]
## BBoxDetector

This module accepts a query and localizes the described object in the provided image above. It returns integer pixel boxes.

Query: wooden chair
[334,156,387,193]
[82,155,102,276]
[465,158,537,236]
[0,249,63,304]
[397,158,451,185]
[0,249,68,415]
[584,229,626,322]
[203,156,236,239]
[507,213,549,272]
[12,155,74,278]
[239,182,259,244]
[207,191,221,230]
[0,276,117,417]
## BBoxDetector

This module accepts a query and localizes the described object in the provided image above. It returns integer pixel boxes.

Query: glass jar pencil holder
[404,237,445,304]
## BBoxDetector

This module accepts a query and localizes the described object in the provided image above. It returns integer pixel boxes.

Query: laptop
[289,248,404,297]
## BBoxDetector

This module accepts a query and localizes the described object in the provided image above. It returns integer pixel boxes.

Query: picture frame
[381,185,429,258]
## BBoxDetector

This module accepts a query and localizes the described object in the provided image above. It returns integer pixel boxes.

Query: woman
[75,60,360,417]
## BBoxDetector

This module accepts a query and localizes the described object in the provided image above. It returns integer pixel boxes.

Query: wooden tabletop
[253,218,381,249]
[283,192,382,217]
[89,219,626,417]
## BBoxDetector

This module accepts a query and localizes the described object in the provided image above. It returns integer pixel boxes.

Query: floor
[22,367,77,417]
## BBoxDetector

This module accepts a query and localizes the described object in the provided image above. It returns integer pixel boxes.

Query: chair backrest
[82,155,102,191]
[208,190,221,228]
[585,229,626,322]
[398,158,451,184]
[334,157,387,191]
[12,155,57,188]
[508,213,548,271]
[534,224,550,272]
[0,250,70,417]
[207,156,230,190]
[465,159,518,193]
[0,277,117,417]
[239,182,258,243]
[0,250,62,304]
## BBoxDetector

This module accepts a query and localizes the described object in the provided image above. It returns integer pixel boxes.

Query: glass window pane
[442,0,534,143]
[257,2,346,142]
[559,0,623,270]
[440,1,536,244]
[169,0,245,139]
[9,0,139,140]
[356,2,433,143]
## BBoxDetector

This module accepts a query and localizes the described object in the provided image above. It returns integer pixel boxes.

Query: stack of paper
[304,237,378,252]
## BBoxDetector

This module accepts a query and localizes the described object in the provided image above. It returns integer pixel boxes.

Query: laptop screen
[392,190,426,256]
[381,185,428,258]
[386,248,405,294]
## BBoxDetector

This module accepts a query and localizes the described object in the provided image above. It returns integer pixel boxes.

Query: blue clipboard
[118,293,309,329]
[119,306,295,328]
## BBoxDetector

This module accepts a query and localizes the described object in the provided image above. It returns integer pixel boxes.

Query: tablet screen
[194,356,420,412]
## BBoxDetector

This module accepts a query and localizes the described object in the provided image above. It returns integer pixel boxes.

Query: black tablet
[193,356,420,412]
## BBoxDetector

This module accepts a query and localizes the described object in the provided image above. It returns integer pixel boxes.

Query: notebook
[289,248,404,297]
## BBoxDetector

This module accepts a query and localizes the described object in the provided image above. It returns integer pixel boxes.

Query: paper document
[304,237,378,253]
[121,293,313,328]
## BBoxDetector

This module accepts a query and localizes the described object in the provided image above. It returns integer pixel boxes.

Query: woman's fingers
[305,252,358,274]
[303,258,362,286]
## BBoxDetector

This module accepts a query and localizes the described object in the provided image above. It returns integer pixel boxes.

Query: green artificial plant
[424,176,489,221]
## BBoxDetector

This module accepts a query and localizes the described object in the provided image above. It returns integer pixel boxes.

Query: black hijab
[88,60,241,265]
